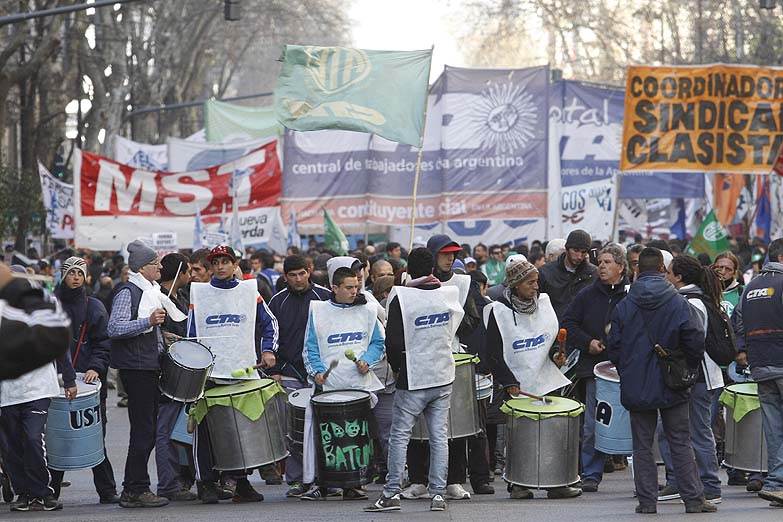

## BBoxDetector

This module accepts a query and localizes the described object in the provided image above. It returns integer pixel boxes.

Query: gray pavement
[4,388,782,521]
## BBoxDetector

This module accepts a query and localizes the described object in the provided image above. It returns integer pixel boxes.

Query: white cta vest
[0,360,60,408]
[191,280,259,380]
[389,286,464,391]
[484,293,571,397]
[442,273,471,352]
[310,301,384,392]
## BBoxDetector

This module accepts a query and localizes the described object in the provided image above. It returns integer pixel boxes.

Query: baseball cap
[207,245,237,263]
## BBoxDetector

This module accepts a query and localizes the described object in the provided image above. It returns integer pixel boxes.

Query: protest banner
[113,136,169,171]
[73,141,281,250]
[38,162,75,239]
[622,64,783,173]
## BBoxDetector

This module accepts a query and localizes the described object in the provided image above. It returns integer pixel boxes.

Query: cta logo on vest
[746,287,775,300]
[327,331,365,346]
[414,312,450,329]
[512,334,548,351]
[205,314,247,327]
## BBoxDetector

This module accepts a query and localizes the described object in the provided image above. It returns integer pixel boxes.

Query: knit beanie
[127,240,157,272]
[61,256,88,280]
[505,259,537,288]
[565,229,592,251]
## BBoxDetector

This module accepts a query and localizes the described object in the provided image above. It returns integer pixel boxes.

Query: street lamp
[225,0,240,21]
[760,0,778,9]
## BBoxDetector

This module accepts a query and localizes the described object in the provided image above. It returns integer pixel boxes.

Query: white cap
[661,250,674,271]
[464,256,477,265]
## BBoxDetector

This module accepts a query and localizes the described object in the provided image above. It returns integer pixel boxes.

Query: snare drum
[720,382,767,472]
[159,340,214,402]
[286,388,314,457]
[475,374,493,401]
[46,377,105,471]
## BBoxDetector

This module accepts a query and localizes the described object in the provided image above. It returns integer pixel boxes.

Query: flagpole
[408,46,434,251]
[611,173,623,242]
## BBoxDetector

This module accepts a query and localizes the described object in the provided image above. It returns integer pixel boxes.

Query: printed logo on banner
[702,221,727,242]
[474,82,537,153]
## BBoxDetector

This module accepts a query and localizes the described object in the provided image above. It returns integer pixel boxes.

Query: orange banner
[621,64,783,173]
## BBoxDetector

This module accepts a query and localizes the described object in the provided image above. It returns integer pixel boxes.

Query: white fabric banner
[113,135,169,171]
[390,218,546,249]
[37,162,74,239]
[167,136,274,172]
[559,177,616,242]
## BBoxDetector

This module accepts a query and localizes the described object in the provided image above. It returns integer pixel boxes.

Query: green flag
[205,100,282,143]
[323,208,348,255]
[685,210,730,261]
[274,45,432,146]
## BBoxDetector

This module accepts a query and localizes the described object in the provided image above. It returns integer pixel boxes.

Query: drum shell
[504,408,581,488]
[594,367,632,455]
[411,359,480,440]
[205,389,288,471]
[46,387,105,471]
[170,404,193,446]
[724,387,767,473]
[312,391,373,488]
[286,389,312,457]
[159,347,212,403]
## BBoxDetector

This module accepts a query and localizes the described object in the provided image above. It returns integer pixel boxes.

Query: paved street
[4,388,782,521]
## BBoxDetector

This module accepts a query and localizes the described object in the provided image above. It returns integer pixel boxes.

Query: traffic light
[224,0,240,21]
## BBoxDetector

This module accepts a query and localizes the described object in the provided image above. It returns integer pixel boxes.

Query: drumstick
[344,349,357,362]
[167,261,183,298]
[10,272,54,282]
[512,389,549,403]
[557,328,567,356]
[322,359,339,379]
[230,361,273,378]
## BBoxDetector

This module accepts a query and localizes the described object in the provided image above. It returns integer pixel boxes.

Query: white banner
[167,136,274,172]
[559,177,616,242]
[390,218,546,249]
[37,162,74,239]
[113,135,168,171]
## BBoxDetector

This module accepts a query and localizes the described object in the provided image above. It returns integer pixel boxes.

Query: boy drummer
[301,266,386,500]
[187,245,279,503]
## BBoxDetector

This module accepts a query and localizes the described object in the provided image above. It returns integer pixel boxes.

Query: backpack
[685,293,737,366]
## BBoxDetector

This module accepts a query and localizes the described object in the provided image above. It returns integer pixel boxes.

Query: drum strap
[72,321,88,366]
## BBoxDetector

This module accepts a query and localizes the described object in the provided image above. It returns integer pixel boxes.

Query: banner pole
[611,173,623,242]
[408,46,434,252]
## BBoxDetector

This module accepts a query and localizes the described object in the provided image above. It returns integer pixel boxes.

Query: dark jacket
[607,272,704,411]
[738,262,783,375]
[561,277,628,379]
[267,282,331,381]
[461,282,492,375]
[537,252,598,319]
[109,282,161,371]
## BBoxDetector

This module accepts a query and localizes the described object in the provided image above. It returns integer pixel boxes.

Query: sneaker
[759,490,783,503]
[445,484,471,500]
[364,493,401,512]
[233,479,263,502]
[401,483,429,500]
[342,488,368,501]
[10,494,31,512]
[286,483,306,498]
[581,480,599,493]
[547,486,582,499]
[747,479,764,492]
[604,460,615,473]
[770,500,783,508]
[217,485,234,500]
[658,485,681,501]
[160,489,197,501]
[260,464,282,485]
[726,471,748,486]
[28,496,62,511]
[613,457,628,471]
[430,494,447,511]
[326,488,342,497]
[509,485,533,499]
[119,490,169,508]
[197,482,219,504]
[704,493,722,505]
[472,482,495,495]
[635,504,657,514]
[117,397,128,407]
[685,502,717,513]
[99,493,120,504]
[301,487,328,501]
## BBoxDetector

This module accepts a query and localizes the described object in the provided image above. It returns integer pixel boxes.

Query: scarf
[406,274,442,288]
[55,283,87,338]
[504,286,538,314]
[128,270,187,332]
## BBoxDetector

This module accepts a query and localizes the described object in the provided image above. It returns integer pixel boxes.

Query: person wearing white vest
[0,267,76,512]
[658,255,724,504]
[484,259,579,500]
[365,248,464,513]
[399,235,480,502]
[301,266,385,501]
[187,245,279,504]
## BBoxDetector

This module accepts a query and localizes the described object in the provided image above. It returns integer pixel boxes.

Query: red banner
[79,141,280,217]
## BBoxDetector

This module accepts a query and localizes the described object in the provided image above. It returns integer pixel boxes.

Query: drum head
[289,388,314,408]
[169,340,214,369]
[204,378,273,398]
[593,361,620,383]
[311,390,370,405]
[726,382,758,397]
[504,396,583,415]
[62,377,101,398]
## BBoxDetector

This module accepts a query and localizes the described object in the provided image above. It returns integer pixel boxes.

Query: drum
[593,361,632,455]
[170,404,193,446]
[475,374,493,401]
[411,353,481,440]
[159,340,214,402]
[503,396,583,489]
[720,382,767,472]
[46,377,105,471]
[194,379,288,471]
[286,387,314,457]
[311,390,374,488]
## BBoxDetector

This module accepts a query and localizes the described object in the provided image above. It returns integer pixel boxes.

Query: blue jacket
[607,272,704,411]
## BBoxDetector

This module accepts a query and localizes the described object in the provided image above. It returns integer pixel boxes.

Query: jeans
[581,378,608,482]
[0,399,52,498]
[384,385,451,498]
[758,378,783,491]
[119,369,160,494]
[659,383,721,495]
[156,400,184,495]
[631,401,704,508]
